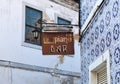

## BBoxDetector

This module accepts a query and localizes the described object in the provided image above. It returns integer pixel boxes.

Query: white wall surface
[0,67,11,84]
[0,0,80,73]
[0,66,80,84]
[12,68,53,84]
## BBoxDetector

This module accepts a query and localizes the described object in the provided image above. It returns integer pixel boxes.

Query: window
[97,66,107,84]
[25,6,42,46]
[89,50,111,84]
[57,17,71,25]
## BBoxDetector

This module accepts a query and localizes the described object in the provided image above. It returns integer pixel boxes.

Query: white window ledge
[21,42,42,50]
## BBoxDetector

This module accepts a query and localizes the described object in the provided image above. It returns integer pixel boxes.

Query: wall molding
[0,60,80,78]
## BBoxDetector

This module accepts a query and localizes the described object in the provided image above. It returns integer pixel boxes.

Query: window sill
[21,42,42,50]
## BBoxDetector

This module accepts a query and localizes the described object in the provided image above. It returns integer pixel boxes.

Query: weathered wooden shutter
[97,67,107,84]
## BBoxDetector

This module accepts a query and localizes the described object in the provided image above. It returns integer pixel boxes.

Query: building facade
[0,0,80,84]
[80,0,120,84]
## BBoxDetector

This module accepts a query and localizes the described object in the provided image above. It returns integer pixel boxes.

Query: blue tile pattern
[115,71,120,83]
[106,31,112,47]
[112,1,119,17]
[113,24,120,41]
[114,47,120,64]
[105,11,111,27]
[80,0,120,83]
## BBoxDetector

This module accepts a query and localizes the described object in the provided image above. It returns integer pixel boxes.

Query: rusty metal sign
[42,32,74,55]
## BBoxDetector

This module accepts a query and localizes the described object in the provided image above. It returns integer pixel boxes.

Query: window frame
[89,50,111,84]
[25,6,42,46]
[22,2,44,50]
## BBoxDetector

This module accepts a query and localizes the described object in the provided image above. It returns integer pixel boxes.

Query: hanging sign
[42,32,74,55]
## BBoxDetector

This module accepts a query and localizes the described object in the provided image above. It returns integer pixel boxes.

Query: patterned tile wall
[80,0,96,26]
[80,0,120,84]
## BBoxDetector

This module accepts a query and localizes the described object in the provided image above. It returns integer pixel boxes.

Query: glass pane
[57,17,71,25]
[25,26,34,42]
[31,9,41,19]
[30,18,36,26]
[26,7,31,17]
[25,6,42,46]
[25,26,41,45]
[26,16,31,25]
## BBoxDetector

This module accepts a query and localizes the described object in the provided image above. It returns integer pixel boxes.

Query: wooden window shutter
[97,67,107,84]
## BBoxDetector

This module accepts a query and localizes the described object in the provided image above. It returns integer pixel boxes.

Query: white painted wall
[12,68,53,84]
[0,0,80,83]
[0,67,11,84]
